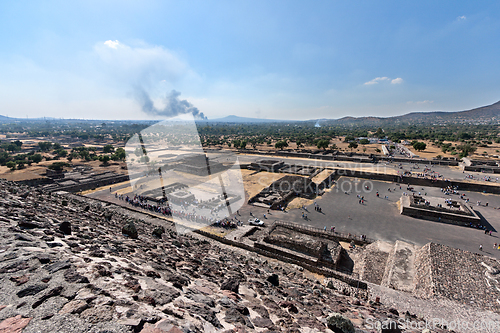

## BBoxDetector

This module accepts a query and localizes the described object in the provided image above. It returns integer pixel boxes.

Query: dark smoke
[135,88,206,120]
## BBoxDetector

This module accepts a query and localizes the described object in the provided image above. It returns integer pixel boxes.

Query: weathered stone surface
[221,278,240,293]
[16,284,47,298]
[0,181,463,333]
[32,286,64,308]
[327,313,355,333]
[252,316,274,328]
[122,221,138,239]
[58,300,89,314]
[152,226,165,238]
[59,221,72,235]
[9,275,29,286]
[18,219,43,229]
[0,315,31,333]
[145,288,180,306]
[63,267,89,283]
[44,260,71,274]
[267,273,279,286]
[80,305,114,323]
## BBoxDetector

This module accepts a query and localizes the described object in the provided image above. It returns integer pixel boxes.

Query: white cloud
[364,77,389,85]
[407,100,434,105]
[104,40,120,49]
[457,15,466,20]
[364,76,403,85]
[94,40,198,87]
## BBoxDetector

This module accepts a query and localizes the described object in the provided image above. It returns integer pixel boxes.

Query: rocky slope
[0,180,449,332]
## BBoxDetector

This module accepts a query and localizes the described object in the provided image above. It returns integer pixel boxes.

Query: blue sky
[1,1,499,120]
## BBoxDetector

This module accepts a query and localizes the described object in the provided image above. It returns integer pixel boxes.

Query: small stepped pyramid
[380,240,419,292]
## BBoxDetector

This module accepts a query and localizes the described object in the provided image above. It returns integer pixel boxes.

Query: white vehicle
[248,218,264,226]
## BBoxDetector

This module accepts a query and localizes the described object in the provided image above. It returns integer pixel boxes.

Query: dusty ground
[310,169,333,183]
[0,159,127,182]
[240,169,285,199]
[286,197,314,210]
[406,139,500,161]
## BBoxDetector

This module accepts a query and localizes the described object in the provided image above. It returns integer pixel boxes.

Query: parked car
[248,218,264,226]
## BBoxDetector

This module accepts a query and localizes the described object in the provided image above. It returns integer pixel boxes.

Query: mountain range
[209,100,500,125]
[1,100,499,125]
[329,100,500,125]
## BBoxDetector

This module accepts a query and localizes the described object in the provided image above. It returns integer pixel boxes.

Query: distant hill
[1,100,499,125]
[0,115,16,123]
[327,100,500,126]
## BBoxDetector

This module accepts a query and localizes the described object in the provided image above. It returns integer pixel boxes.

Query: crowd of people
[115,192,235,226]
[464,173,499,183]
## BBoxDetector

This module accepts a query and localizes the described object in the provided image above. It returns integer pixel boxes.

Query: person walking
[479,244,483,251]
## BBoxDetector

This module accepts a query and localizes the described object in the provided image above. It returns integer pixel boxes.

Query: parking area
[244,177,500,258]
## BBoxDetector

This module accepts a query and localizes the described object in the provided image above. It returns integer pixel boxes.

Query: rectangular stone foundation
[400,195,481,226]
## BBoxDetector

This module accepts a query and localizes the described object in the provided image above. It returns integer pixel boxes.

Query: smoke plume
[135,88,206,120]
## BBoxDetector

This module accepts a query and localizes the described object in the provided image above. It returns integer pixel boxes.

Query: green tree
[412,141,427,151]
[103,144,115,153]
[457,143,476,158]
[30,154,43,164]
[79,150,90,161]
[359,139,370,145]
[100,155,111,165]
[275,140,288,150]
[374,127,384,138]
[316,139,330,150]
[348,142,358,151]
[6,161,16,170]
[114,147,126,160]
[48,162,69,171]
[56,149,68,157]
[7,144,18,152]
[38,142,53,151]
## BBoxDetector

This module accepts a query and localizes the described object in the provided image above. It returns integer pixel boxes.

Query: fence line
[272,220,374,244]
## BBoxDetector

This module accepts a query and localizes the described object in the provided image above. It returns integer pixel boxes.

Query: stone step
[357,240,394,285]
[380,240,419,292]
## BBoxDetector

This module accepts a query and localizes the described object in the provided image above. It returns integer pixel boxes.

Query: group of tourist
[440,186,459,195]
[116,193,235,226]
[118,194,174,217]
[412,167,444,180]
[463,173,499,183]
[213,217,238,229]
[313,201,323,212]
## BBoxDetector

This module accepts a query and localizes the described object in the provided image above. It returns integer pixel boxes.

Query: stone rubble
[0,180,453,332]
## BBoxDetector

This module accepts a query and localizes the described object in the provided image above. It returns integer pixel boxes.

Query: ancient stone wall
[412,243,436,299]
[193,229,367,289]
[423,243,500,313]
